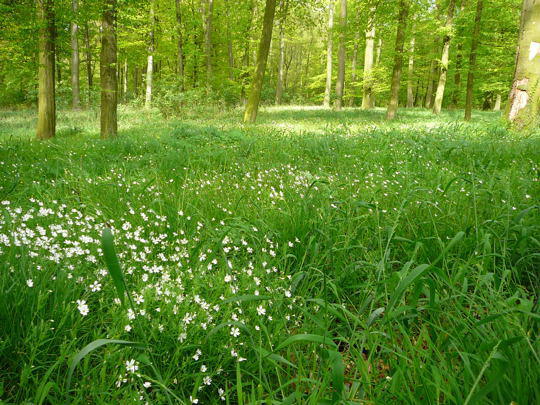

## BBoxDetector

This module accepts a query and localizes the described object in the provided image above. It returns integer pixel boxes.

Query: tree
[464,0,484,121]
[407,36,415,108]
[386,0,409,120]
[323,0,334,108]
[175,0,185,90]
[243,0,277,123]
[432,0,457,114]
[204,0,214,89]
[100,0,117,138]
[145,0,155,109]
[361,8,376,110]
[36,0,56,140]
[334,0,346,110]
[507,0,540,129]
[70,0,80,110]
[275,0,288,105]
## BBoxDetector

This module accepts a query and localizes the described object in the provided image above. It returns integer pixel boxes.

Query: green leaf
[67,339,141,390]
[276,334,338,351]
[101,228,127,305]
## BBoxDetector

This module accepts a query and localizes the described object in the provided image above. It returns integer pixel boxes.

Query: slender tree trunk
[145,0,155,108]
[275,0,288,105]
[84,22,93,103]
[507,0,540,129]
[240,0,256,105]
[36,0,56,139]
[361,10,375,110]
[433,0,457,114]
[373,37,383,107]
[243,0,277,123]
[407,36,415,108]
[493,93,502,111]
[334,0,346,110]
[386,0,409,120]
[224,0,234,80]
[175,0,185,90]
[70,0,80,109]
[205,0,214,89]
[100,0,117,138]
[323,0,334,108]
[451,0,466,107]
[424,58,437,108]
[464,0,483,120]
[348,31,360,106]
[123,58,128,99]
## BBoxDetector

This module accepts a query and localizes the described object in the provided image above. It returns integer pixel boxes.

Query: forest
[0,0,539,403]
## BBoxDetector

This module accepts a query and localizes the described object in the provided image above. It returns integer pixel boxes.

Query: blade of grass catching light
[101,228,128,305]
[66,339,142,391]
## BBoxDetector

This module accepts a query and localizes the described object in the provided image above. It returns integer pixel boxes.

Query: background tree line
[1,0,539,137]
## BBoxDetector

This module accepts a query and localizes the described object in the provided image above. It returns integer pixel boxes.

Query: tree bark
[123,58,128,99]
[70,0,80,109]
[348,31,360,107]
[507,0,540,129]
[175,0,185,90]
[361,10,376,110]
[100,0,117,138]
[386,0,409,120]
[36,0,56,139]
[84,22,93,103]
[243,0,277,123]
[432,0,457,114]
[205,0,214,89]
[493,93,502,111]
[406,36,415,108]
[145,0,155,108]
[464,0,483,120]
[275,0,287,105]
[224,0,234,81]
[323,0,334,108]
[334,0,346,110]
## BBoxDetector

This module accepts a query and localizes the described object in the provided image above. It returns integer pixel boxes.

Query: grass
[0,105,539,404]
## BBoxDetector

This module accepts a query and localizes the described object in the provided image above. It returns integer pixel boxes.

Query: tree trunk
[100,0,117,138]
[36,0,56,140]
[424,57,437,108]
[240,0,255,105]
[175,0,185,90]
[275,0,287,105]
[205,0,214,89]
[145,0,155,108]
[464,0,483,120]
[243,0,277,123]
[361,10,375,110]
[493,93,502,111]
[334,0,346,110]
[451,0,466,107]
[406,36,415,108]
[432,0,457,114]
[84,22,93,103]
[373,37,383,107]
[224,0,234,81]
[123,58,128,99]
[507,0,540,129]
[348,31,360,107]
[323,0,334,108]
[386,0,409,120]
[70,0,80,109]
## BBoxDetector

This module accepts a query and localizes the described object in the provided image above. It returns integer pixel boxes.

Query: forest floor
[0,106,539,403]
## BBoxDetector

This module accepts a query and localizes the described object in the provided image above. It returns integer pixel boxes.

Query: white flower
[224,274,232,283]
[256,305,266,316]
[125,359,139,373]
[230,327,240,337]
[76,300,89,316]
[190,396,198,404]
[26,279,34,288]
[143,381,151,388]
[124,324,132,332]
[200,364,207,372]
[89,281,101,292]
[203,376,212,385]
